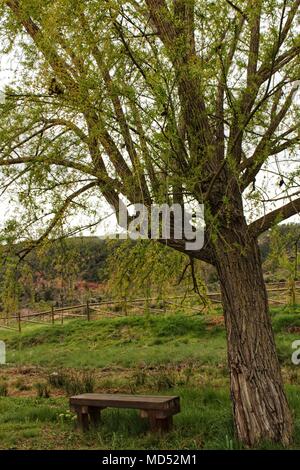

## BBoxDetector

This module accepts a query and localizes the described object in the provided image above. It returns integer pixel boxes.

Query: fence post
[86,300,90,321]
[288,279,296,307]
[17,311,21,333]
[61,308,64,325]
[122,296,128,316]
[51,306,55,325]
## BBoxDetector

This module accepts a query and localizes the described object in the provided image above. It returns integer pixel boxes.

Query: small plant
[183,365,193,385]
[14,378,30,391]
[155,373,175,391]
[289,370,299,385]
[0,382,8,396]
[132,370,147,387]
[112,304,122,312]
[48,370,95,395]
[225,434,234,450]
[58,411,77,424]
[63,371,95,395]
[35,382,50,398]
[81,371,95,393]
[48,371,68,388]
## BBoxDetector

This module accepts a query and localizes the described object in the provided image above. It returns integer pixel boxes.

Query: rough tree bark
[213,216,293,446]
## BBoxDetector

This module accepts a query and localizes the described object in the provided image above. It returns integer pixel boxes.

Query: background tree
[0,0,300,445]
[0,255,20,319]
[0,220,20,318]
[265,224,300,304]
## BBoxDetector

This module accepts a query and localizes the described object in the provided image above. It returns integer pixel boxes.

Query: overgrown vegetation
[0,309,300,449]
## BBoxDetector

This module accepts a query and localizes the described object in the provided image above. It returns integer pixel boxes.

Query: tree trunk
[213,224,293,447]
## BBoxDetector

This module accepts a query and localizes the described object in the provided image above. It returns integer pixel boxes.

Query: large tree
[0,0,300,446]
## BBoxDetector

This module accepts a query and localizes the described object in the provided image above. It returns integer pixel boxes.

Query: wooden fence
[0,281,299,332]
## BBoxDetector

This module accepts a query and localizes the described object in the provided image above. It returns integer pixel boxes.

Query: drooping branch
[87,39,151,203]
[0,155,95,177]
[17,181,99,260]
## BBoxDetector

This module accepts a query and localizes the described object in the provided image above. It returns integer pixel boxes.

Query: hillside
[0,308,300,449]
[0,223,299,313]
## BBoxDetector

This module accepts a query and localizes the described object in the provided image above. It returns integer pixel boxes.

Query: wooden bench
[70,393,180,433]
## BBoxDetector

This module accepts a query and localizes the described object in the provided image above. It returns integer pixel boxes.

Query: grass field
[0,307,300,450]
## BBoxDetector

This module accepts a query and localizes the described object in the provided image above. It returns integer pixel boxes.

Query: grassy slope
[2,314,226,368]
[0,308,300,449]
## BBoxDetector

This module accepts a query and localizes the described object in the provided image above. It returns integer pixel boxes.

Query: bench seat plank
[70,393,179,411]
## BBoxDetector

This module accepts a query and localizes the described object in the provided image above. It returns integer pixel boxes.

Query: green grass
[1,313,226,368]
[0,388,251,450]
[0,385,299,450]
[0,307,300,449]
[1,309,298,369]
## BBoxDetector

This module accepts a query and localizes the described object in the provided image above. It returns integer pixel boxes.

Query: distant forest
[0,224,299,313]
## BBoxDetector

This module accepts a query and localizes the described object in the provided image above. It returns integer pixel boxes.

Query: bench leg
[158,416,173,433]
[74,406,89,432]
[147,412,173,433]
[88,407,101,427]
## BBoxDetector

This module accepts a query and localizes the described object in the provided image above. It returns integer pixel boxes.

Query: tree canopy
[0,0,299,259]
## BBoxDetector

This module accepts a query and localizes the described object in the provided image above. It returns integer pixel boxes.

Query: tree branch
[5,0,78,92]
[225,0,248,20]
[250,198,300,237]
[17,181,98,259]
[241,84,298,189]
[0,155,94,176]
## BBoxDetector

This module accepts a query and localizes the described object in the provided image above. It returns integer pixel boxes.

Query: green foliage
[265,224,300,281]
[0,382,8,397]
[35,382,50,398]
[107,239,210,308]
[0,255,20,318]
[0,237,109,312]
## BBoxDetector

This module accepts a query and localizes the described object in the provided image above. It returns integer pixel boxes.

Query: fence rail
[1,281,299,332]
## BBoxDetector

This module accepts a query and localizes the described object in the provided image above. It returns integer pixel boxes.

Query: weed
[0,383,8,397]
[48,371,67,388]
[132,370,147,387]
[48,370,95,395]
[58,411,77,424]
[14,378,30,391]
[35,382,50,398]
[155,373,175,391]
